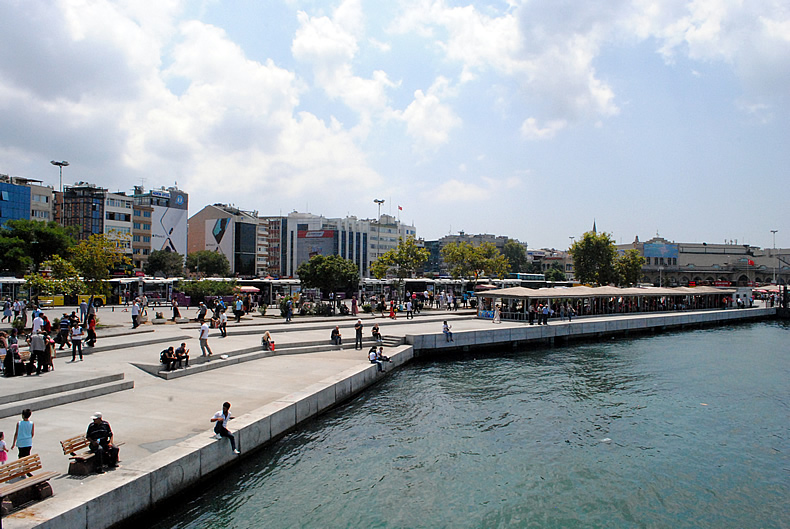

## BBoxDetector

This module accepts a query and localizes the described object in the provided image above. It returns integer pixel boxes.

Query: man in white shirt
[31,313,44,334]
[199,321,213,356]
[210,402,239,454]
[131,301,140,328]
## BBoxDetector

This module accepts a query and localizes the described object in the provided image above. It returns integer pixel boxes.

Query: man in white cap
[354,319,363,349]
[86,412,119,473]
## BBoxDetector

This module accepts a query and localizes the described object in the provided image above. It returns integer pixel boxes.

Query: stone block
[333,375,353,402]
[267,401,297,438]
[350,366,376,394]
[234,413,272,452]
[125,445,202,506]
[83,469,152,529]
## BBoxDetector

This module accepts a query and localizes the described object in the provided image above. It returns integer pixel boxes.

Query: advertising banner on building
[205,217,235,259]
[644,242,679,259]
[152,206,188,255]
[296,230,338,268]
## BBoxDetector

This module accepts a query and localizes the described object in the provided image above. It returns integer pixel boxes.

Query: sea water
[150,321,789,529]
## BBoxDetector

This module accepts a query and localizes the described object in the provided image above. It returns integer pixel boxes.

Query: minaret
[592,219,597,234]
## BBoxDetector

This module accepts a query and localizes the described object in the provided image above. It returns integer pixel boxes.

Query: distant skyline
[1,1,787,250]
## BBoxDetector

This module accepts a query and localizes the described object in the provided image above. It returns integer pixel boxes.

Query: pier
[1,305,777,529]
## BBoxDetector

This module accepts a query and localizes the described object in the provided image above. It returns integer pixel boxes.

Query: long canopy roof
[476,285,737,299]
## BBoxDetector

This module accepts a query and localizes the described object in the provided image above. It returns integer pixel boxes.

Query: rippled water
[149,321,789,529]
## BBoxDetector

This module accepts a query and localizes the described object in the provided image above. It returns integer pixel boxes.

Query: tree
[70,234,132,294]
[186,251,231,277]
[24,256,85,298]
[296,254,359,301]
[545,263,567,283]
[0,219,77,275]
[503,240,528,273]
[569,231,618,286]
[370,236,430,280]
[441,241,510,282]
[146,250,185,277]
[177,279,237,303]
[616,249,646,286]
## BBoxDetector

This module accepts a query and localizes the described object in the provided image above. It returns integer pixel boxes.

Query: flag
[748,259,755,266]
[398,205,403,211]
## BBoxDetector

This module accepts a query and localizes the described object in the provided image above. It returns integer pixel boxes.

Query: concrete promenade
[1,304,775,528]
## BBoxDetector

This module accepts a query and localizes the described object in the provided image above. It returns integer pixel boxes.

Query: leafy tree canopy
[544,262,567,283]
[24,256,85,297]
[502,240,528,274]
[186,251,231,277]
[441,241,510,281]
[70,234,131,294]
[146,250,185,278]
[296,254,359,299]
[0,219,77,275]
[176,279,237,301]
[616,248,646,287]
[569,231,618,286]
[370,236,429,280]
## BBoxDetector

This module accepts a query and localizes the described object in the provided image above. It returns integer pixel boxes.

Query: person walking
[493,304,501,324]
[211,402,240,454]
[354,319,363,350]
[199,320,213,356]
[79,299,88,324]
[11,409,34,460]
[86,313,97,347]
[131,300,140,328]
[218,309,228,338]
[405,299,413,319]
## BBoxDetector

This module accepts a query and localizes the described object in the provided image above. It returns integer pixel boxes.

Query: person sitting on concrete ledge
[262,331,274,351]
[443,321,453,342]
[376,346,392,363]
[331,326,342,346]
[369,348,384,372]
[175,343,189,368]
[211,402,240,454]
[160,346,177,371]
[371,323,382,343]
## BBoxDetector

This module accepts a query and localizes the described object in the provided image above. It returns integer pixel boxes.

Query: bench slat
[0,455,43,483]
[0,471,59,497]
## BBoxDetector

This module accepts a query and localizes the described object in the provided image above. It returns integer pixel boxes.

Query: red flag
[398,205,402,211]
[748,259,755,266]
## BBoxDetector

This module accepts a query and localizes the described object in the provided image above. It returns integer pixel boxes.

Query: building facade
[0,174,54,225]
[132,186,189,272]
[188,204,263,277]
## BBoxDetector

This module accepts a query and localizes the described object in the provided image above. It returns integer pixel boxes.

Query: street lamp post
[771,229,778,283]
[373,199,385,261]
[50,160,69,192]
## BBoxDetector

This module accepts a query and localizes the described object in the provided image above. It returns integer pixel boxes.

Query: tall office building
[132,186,189,271]
[188,204,264,277]
[0,174,54,225]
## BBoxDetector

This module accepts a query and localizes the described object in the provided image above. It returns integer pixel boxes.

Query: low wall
[407,308,776,353]
[6,347,415,529]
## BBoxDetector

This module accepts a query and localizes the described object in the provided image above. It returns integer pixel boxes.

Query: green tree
[569,231,618,286]
[0,219,77,275]
[616,249,646,286]
[186,251,231,277]
[146,250,185,277]
[24,256,85,297]
[176,279,237,303]
[70,234,132,294]
[441,241,510,282]
[370,236,430,280]
[296,254,359,301]
[503,240,528,273]
[544,263,567,283]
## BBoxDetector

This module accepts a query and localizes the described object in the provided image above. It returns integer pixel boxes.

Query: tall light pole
[50,160,69,192]
[771,229,778,283]
[373,199,384,260]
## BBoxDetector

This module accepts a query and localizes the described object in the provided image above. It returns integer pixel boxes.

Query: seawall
[6,307,776,529]
[407,308,775,354]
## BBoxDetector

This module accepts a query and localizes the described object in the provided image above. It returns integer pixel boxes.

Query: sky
[1,0,788,250]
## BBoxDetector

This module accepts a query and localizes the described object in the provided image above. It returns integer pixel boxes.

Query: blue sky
[1,0,787,249]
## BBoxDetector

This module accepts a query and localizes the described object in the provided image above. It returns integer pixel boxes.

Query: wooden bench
[60,435,123,475]
[60,434,97,476]
[0,454,58,516]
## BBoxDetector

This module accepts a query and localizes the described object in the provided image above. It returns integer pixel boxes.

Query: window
[134,210,141,217]
[31,210,50,219]
[0,191,8,201]
[143,210,151,217]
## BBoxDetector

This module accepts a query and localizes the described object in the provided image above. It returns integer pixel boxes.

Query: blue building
[0,179,31,226]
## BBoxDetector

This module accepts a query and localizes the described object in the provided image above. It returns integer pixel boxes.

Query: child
[0,432,7,464]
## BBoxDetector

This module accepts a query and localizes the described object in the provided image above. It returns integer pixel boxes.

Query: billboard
[296,230,338,270]
[152,206,187,256]
[644,242,678,260]
[205,217,235,262]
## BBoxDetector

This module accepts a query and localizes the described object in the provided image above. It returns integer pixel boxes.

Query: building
[0,174,54,225]
[188,204,263,277]
[616,236,790,286]
[54,182,106,240]
[423,232,525,276]
[132,186,189,272]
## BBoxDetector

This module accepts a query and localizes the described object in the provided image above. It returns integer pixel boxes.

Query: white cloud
[397,76,461,151]
[520,117,567,140]
[433,175,520,202]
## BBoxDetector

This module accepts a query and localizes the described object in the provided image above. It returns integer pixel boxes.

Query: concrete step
[51,334,192,359]
[132,336,406,380]
[0,373,125,406]
[0,377,134,418]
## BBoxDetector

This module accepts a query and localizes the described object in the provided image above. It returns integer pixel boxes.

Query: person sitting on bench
[86,412,119,473]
